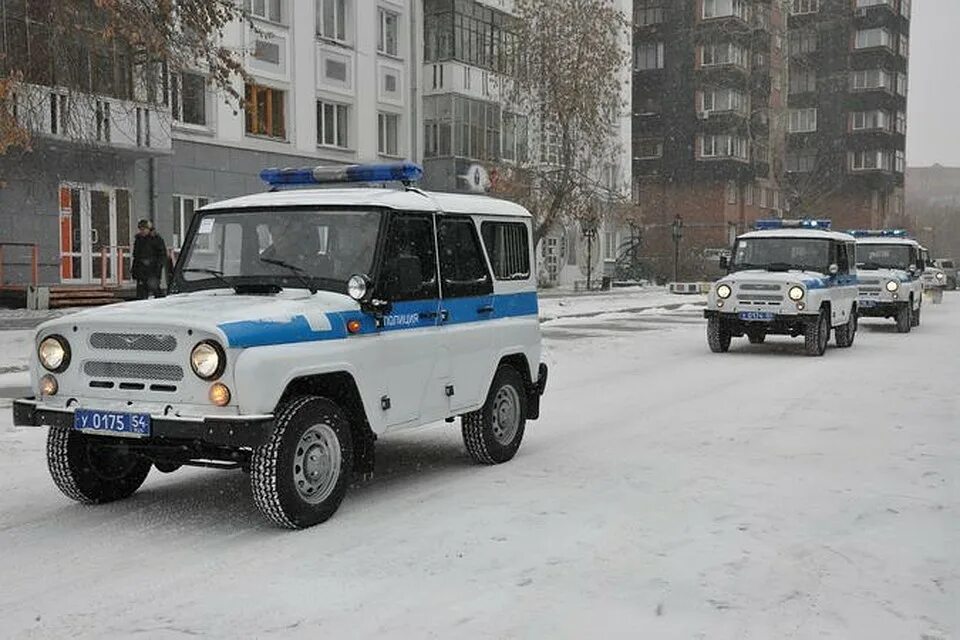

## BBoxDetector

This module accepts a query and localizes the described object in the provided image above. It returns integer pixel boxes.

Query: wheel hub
[293,424,341,504]
[491,386,521,445]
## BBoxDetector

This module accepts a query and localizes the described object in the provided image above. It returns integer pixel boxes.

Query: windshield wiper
[181,268,238,292]
[764,262,796,272]
[259,257,318,294]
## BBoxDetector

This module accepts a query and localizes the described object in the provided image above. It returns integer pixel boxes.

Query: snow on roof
[738,229,856,242]
[201,187,532,218]
[854,236,920,246]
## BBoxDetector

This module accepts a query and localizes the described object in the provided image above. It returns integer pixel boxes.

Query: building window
[900,0,911,17]
[245,0,283,23]
[726,181,738,205]
[850,69,892,91]
[50,92,68,136]
[635,42,665,71]
[172,196,209,249]
[789,67,817,94]
[851,110,890,131]
[423,95,501,162]
[789,29,818,55]
[501,112,529,163]
[856,0,895,7]
[896,73,908,96]
[423,0,516,74]
[899,34,909,58]
[895,150,905,173]
[703,0,748,20]
[95,100,111,142]
[171,72,207,126]
[790,0,818,15]
[701,43,746,68]
[635,138,664,159]
[855,28,894,50]
[377,112,399,156]
[895,110,907,134]
[317,0,347,42]
[850,150,891,171]
[700,87,746,114]
[788,108,817,133]
[245,83,286,139]
[317,100,349,148]
[637,95,662,115]
[699,134,748,160]
[635,0,664,26]
[377,7,399,56]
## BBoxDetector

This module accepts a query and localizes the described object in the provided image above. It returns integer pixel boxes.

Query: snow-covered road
[0,295,957,639]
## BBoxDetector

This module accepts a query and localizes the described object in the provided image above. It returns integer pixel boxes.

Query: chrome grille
[740,284,781,291]
[84,361,184,381]
[736,294,782,302]
[859,278,881,286]
[89,333,177,352]
[859,286,881,294]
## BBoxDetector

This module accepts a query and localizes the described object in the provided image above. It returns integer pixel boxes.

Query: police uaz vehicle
[705,219,859,356]
[13,162,548,529]
[851,230,924,333]
[919,245,947,305]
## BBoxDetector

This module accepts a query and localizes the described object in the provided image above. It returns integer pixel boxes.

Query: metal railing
[98,245,132,288]
[0,242,39,288]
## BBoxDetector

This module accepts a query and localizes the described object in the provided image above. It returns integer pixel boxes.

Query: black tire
[462,366,526,465]
[895,302,912,333]
[804,309,830,357]
[251,396,353,529]
[911,300,921,327]
[707,316,731,353]
[835,308,857,348]
[46,428,151,504]
[747,330,766,344]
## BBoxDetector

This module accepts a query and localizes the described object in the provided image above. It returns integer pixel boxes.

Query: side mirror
[828,263,839,276]
[719,255,729,270]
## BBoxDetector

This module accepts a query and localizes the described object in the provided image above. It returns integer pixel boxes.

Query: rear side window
[942,261,954,268]
[481,221,530,280]
[438,217,493,298]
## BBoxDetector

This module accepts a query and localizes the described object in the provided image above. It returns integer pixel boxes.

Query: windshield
[175,209,382,293]
[731,237,832,273]
[857,244,912,270]
[940,260,954,269]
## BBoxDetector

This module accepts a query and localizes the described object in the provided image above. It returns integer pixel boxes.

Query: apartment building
[784,0,910,230]
[633,0,789,281]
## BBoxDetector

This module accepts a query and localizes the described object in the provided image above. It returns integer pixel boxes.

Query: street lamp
[671,215,684,282]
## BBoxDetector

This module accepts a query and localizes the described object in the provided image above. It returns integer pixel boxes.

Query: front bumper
[12,398,274,448]
[857,300,905,318]
[704,310,819,334]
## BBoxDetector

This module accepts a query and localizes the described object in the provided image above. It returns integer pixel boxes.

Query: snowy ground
[0,293,957,639]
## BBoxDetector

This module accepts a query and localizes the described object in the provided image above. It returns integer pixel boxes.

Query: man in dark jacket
[132,219,168,299]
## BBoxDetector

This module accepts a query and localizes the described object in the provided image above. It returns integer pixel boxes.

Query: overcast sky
[906,0,960,167]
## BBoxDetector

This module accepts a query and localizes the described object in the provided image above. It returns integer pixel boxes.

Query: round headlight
[38,335,70,373]
[190,341,225,380]
[788,286,805,301]
[716,284,732,299]
[936,272,945,280]
[886,280,900,292]
[347,274,369,301]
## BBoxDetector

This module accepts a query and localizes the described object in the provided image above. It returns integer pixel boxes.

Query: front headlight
[716,284,732,299]
[190,341,225,380]
[788,286,805,301]
[38,335,70,373]
[886,280,900,292]
[936,272,945,280]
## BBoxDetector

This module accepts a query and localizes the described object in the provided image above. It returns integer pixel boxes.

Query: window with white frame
[316,0,348,42]
[788,108,817,133]
[245,0,283,23]
[95,100,110,142]
[850,150,891,171]
[701,43,746,67]
[850,69,892,91]
[635,0,664,26]
[701,87,746,114]
[895,110,906,134]
[172,195,210,249]
[851,110,890,131]
[895,150,905,173]
[789,28,817,55]
[50,92,68,136]
[171,72,207,126]
[377,7,399,56]
[855,0,894,7]
[900,0,911,18]
[699,134,748,160]
[501,112,529,163]
[896,72,908,96]
[855,28,894,50]
[635,138,663,159]
[786,149,817,173]
[377,112,399,156]
[703,0,748,20]
[635,42,664,70]
[789,67,817,94]
[317,100,349,148]
[726,180,738,204]
[790,0,818,15]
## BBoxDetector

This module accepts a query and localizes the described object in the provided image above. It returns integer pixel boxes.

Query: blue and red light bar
[754,219,832,230]
[847,229,910,238]
[260,162,424,188]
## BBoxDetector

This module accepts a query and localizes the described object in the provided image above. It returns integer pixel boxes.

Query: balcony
[13,83,172,155]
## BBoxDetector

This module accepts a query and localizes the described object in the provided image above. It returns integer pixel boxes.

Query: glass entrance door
[59,184,133,285]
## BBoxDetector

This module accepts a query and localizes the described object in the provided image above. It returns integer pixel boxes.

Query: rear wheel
[835,308,857,348]
[46,429,151,504]
[804,310,830,357]
[707,316,731,353]
[895,302,912,333]
[462,366,526,465]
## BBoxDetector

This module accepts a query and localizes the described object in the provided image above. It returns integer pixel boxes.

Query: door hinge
[380,395,391,410]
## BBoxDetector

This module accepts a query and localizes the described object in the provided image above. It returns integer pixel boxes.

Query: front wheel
[251,396,353,529]
[804,310,830,357]
[462,366,526,465]
[46,429,151,504]
[895,302,912,333]
[707,316,731,353]
[911,301,921,327]
[835,308,857,348]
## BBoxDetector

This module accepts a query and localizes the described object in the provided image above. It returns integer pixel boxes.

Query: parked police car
[13,162,548,529]
[919,246,947,305]
[705,219,859,356]
[851,230,924,333]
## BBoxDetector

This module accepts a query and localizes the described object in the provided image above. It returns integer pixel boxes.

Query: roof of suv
[201,187,532,218]
[738,229,856,242]
[854,236,920,246]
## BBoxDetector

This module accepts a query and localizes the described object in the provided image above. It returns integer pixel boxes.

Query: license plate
[739,311,774,322]
[74,409,151,437]
[860,300,877,308]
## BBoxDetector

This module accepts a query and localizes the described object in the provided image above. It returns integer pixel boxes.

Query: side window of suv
[378,214,438,301]
[836,241,850,274]
[438,217,493,298]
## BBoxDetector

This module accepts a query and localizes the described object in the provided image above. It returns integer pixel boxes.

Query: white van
[14,163,548,529]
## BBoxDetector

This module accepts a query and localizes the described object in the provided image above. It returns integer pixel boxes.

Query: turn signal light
[40,374,58,396]
[347,319,362,334]
[209,383,231,407]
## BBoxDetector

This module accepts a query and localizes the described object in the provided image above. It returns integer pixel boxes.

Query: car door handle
[477,305,495,314]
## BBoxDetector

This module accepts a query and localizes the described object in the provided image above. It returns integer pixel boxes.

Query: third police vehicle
[851,230,924,333]
[12,162,548,529]
[919,246,947,305]
[705,219,859,356]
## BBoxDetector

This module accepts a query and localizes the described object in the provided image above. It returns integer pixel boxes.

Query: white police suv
[851,230,924,332]
[13,162,548,529]
[919,246,947,305]
[705,219,859,356]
